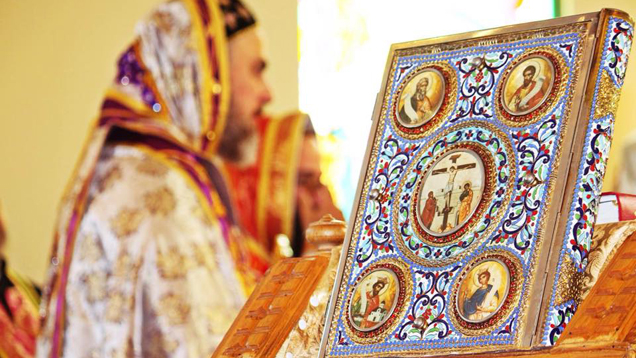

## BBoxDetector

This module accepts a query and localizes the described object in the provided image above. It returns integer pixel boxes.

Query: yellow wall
[560,0,636,192]
[0,0,298,283]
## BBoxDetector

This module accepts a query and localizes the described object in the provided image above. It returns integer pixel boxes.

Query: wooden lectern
[213,215,345,358]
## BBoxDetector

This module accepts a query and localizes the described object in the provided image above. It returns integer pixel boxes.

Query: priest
[223,113,345,259]
[37,0,273,356]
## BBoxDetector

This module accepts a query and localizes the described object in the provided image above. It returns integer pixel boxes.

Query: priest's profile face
[219,27,272,166]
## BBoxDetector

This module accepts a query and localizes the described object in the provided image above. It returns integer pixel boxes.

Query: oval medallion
[496,47,567,126]
[345,260,411,344]
[391,62,457,139]
[416,148,486,237]
[449,250,522,335]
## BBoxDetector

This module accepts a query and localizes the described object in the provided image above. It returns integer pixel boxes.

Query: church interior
[2,0,636,357]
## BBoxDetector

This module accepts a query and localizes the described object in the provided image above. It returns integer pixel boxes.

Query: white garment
[37,144,246,357]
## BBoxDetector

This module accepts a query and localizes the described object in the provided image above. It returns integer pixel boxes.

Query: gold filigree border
[495,46,569,127]
[393,120,516,266]
[594,70,621,119]
[395,23,588,58]
[390,62,458,139]
[448,250,523,336]
[343,259,413,345]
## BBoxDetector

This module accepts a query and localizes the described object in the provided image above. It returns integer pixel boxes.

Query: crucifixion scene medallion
[416,148,485,237]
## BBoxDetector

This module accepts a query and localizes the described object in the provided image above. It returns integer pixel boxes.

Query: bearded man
[399,77,433,125]
[37,1,274,356]
[508,65,546,113]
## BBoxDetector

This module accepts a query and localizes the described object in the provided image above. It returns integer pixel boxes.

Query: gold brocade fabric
[276,246,342,358]
[38,144,246,357]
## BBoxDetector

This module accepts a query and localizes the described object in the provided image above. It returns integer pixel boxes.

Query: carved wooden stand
[213,215,345,358]
[214,218,636,357]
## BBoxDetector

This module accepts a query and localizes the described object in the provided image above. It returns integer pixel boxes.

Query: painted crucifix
[430,153,476,232]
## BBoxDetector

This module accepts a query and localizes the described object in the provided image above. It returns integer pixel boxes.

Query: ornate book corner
[320,9,634,357]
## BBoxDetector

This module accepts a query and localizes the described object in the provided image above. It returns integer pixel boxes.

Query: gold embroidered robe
[38,144,248,357]
[37,0,268,356]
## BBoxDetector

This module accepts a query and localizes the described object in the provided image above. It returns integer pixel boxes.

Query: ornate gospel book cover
[320,9,633,357]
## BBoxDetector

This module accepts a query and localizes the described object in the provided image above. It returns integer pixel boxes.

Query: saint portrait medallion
[449,251,522,335]
[396,68,445,128]
[502,55,555,116]
[391,62,457,138]
[456,259,510,323]
[345,260,411,344]
[416,148,486,237]
[348,269,399,332]
[495,47,567,126]
[409,142,496,247]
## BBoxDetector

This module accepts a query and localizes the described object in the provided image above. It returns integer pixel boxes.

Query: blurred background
[1,0,635,283]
